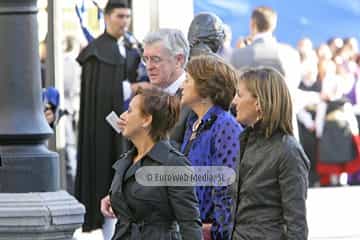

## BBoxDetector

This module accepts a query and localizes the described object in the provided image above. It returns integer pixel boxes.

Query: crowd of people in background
[296,36,360,187]
[223,15,360,188]
[38,1,360,239]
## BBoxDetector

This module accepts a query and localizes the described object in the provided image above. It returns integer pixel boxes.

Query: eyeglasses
[142,55,164,65]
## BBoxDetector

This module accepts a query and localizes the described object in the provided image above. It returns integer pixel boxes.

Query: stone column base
[0,191,85,240]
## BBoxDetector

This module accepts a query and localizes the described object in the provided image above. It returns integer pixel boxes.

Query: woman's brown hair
[239,67,293,138]
[186,55,238,110]
[135,87,180,142]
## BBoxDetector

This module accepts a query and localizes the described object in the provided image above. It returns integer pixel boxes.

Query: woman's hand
[100,195,116,218]
[202,223,212,240]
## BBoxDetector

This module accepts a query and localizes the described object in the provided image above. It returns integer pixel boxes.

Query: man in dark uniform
[75,0,141,234]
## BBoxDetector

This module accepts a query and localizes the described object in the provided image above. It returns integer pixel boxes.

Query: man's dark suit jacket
[170,106,194,148]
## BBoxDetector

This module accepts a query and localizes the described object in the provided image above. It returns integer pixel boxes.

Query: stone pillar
[0,191,84,240]
[0,0,58,192]
[0,1,84,239]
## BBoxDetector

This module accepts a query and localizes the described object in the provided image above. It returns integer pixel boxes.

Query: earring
[256,107,263,122]
[142,123,150,130]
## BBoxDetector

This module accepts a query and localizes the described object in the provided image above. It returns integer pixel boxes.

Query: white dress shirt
[164,72,186,95]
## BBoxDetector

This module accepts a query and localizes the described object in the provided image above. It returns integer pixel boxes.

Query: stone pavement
[73,186,360,240]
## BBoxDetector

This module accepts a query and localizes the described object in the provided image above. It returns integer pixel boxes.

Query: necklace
[190,119,202,141]
[192,119,202,132]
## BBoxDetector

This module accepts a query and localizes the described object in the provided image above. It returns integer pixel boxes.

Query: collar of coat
[113,140,180,169]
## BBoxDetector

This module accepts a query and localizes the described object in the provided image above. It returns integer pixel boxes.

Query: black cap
[107,0,128,5]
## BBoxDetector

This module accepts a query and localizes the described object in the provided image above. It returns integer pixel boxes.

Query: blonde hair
[238,67,293,137]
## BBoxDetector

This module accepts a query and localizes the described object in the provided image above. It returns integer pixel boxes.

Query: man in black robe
[75,0,142,233]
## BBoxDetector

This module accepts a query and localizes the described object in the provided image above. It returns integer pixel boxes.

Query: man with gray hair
[140,28,190,142]
[142,28,189,93]
[120,28,190,141]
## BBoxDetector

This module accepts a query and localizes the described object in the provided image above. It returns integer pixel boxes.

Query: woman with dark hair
[181,55,243,239]
[231,67,310,240]
[100,88,202,240]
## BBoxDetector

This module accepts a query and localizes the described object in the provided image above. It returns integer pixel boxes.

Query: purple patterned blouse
[181,105,243,239]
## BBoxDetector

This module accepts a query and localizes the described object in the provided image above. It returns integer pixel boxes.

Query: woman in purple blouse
[180,55,243,239]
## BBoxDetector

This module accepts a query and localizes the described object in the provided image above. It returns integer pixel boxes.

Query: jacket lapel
[122,141,176,182]
[123,161,140,182]
[111,150,134,194]
[110,150,139,222]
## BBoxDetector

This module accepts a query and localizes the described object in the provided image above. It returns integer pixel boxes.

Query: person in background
[181,55,243,239]
[327,37,344,57]
[297,54,321,186]
[297,37,317,62]
[317,43,333,61]
[230,6,303,136]
[101,88,203,240]
[39,40,47,87]
[230,6,301,93]
[231,67,309,240]
[231,6,324,139]
[62,35,81,195]
[314,59,360,186]
[75,0,142,238]
[42,87,60,128]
